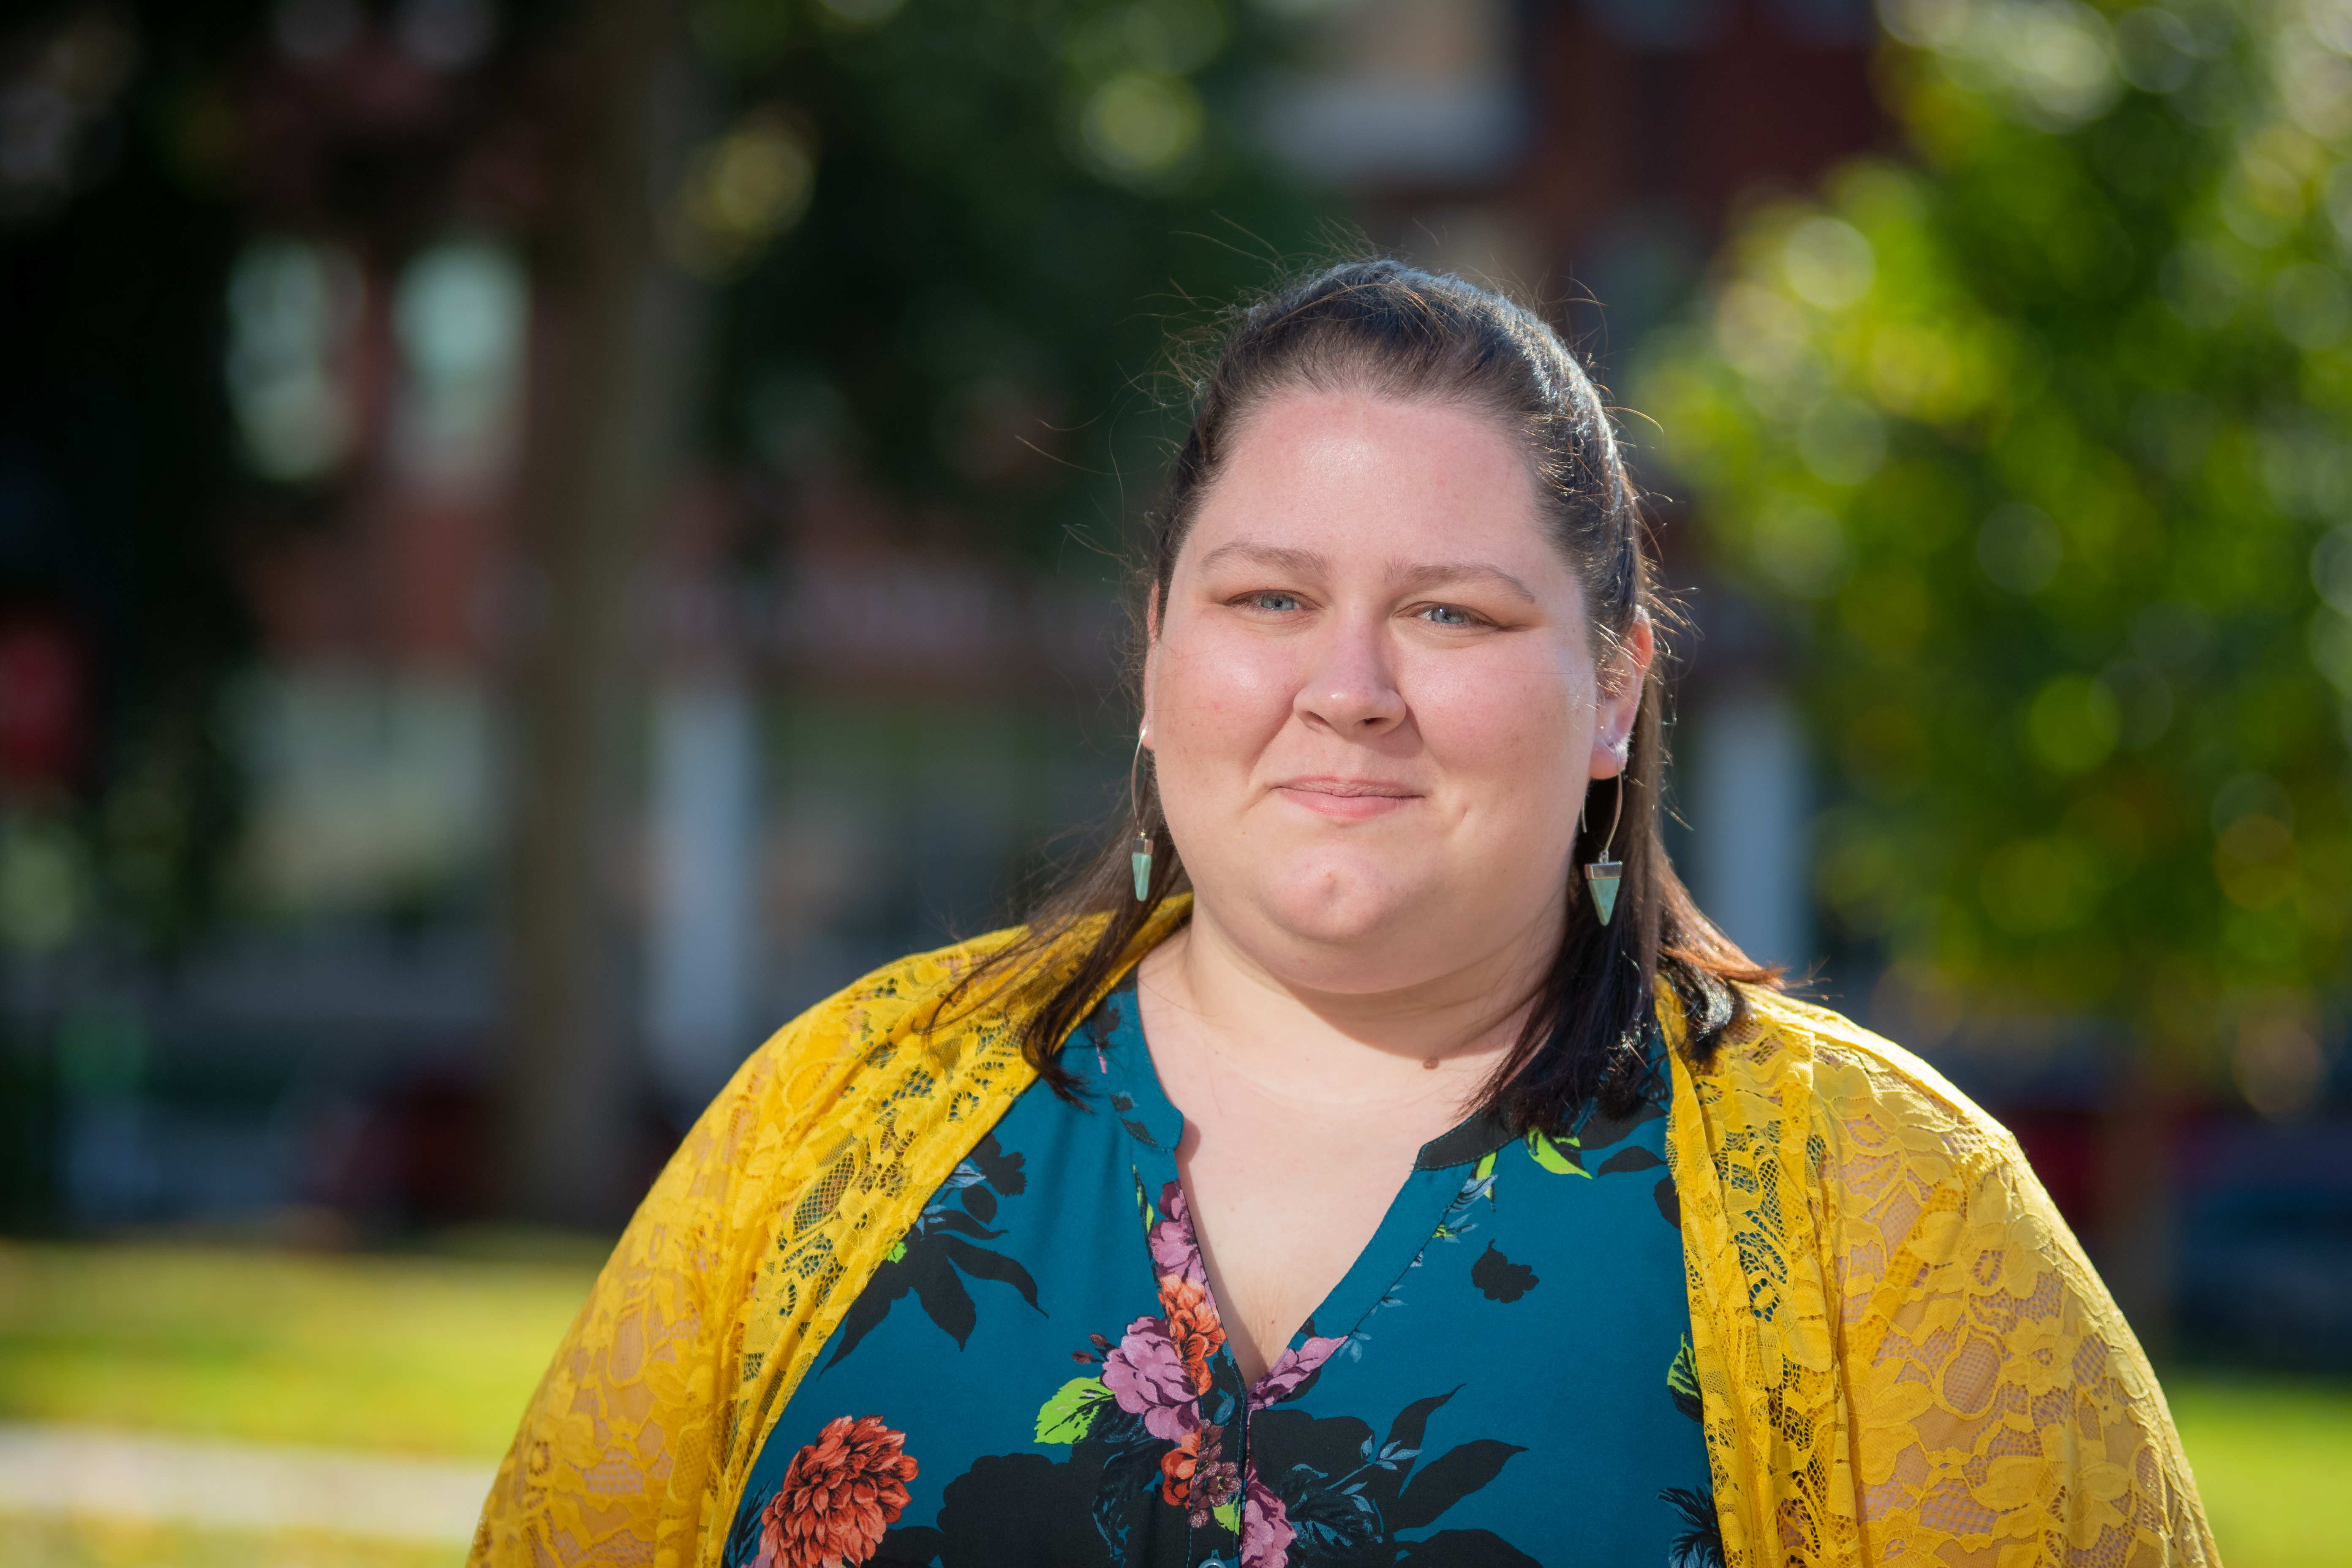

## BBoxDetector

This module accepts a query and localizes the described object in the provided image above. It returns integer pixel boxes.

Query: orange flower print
[756,1416,918,1568]
[1159,1426,1202,1508]
[1161,1423,1241,1526]
[1157,1274,1227,1396]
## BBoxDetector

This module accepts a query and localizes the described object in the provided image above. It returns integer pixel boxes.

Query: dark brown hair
[960,259,1775,1129]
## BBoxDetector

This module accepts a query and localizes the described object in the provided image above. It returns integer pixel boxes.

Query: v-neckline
[1085,978,1515,1382]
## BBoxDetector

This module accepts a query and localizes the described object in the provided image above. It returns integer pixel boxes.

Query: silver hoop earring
[1584,775,1624,926]
[1129,730,1153,903]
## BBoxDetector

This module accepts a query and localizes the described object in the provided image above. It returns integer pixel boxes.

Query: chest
[1174,1096,1439,1381]
[724,985,1711,1568]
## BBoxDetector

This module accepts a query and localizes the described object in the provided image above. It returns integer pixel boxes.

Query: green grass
[0,1514,453,1568]
[0,1240,2345,1566]
[0,1239,598,1459]
[2169,1371,2352,1568]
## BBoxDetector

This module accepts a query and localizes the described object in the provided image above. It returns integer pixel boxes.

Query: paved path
[0,1423,494,1544]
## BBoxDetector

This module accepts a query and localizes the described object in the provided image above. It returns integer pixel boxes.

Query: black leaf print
[869,1524,946,1566]
[968,1132,1027,1196]
[923,1208,1003,1241]
[1661,1485,1728,1568]
[1574,1094,1666,1153]
[825,1259,915,1367]
[723,1483,772,1566]
[1470,1241,1538,1303]
[909,1246,979,1346]
[1394,1528,1544,1567]
[962,1182,999,1224]
[1282,1472,1382,1560]
[1388,1439,1527,1530]
[1654,1175,1682,1229]
[939,1236,1045,1315]
[1107,1093,1162,1149]
[928,1452,1114,1568]
[1596,1145,1665,1176]
[1383,1387,1462,1456]
[1088,1411,1168,1559]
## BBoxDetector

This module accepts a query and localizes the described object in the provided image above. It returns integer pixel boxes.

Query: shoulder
[1707,985,2024,1187]
[722,924,1042,1110]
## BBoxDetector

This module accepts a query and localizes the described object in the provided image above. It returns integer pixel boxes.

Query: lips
[1270,776,1421,820]
[1277,776,1416,797]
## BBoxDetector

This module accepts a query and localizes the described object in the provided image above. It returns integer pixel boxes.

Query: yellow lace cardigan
[470,906,2217,1568]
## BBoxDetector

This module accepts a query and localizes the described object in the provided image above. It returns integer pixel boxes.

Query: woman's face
[1143,388,1651,997]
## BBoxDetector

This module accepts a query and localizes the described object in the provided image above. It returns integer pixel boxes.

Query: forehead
[1183,389,1561,575]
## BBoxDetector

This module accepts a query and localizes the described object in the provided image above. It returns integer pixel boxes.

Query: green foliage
[688,0,1334,560]
[1033,1372,1112,1442]
[1524,1130,1588,1176]
[1634,0,2352,1080]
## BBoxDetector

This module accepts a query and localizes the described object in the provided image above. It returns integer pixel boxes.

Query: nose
[1294,616,1407,735]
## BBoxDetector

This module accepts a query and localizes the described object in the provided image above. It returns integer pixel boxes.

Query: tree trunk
[500,0,700,1229]
[2090,1059,2177,1360]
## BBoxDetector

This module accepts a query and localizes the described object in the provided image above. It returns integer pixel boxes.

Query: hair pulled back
[964,258,1774,1129]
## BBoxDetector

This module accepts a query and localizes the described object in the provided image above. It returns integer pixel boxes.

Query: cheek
[1406,648,1592,786]
[1151,624,1298,751]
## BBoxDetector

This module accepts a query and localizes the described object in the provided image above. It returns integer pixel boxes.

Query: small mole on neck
[1421,1056,1440,1071]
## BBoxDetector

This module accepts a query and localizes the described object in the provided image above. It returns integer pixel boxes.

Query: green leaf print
[1473,1150,1497,1185]
[1212,1499,1241,1532]
[1667,1334,1703,1423]
[884,1240,907,1264]
[1034,1375,1114,1444]
[1525,1130,1590,1178]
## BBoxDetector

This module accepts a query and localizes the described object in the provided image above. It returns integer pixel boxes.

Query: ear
[1587,606,1654,780]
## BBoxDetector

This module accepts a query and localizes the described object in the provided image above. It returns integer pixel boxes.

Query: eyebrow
[1388,559,1538,604]
[1194,542,1538,604]
[1195,542,1323,577]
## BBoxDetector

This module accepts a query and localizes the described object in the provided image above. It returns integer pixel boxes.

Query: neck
[1134,894,1563,1113]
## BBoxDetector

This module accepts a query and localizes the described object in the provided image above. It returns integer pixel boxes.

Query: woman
[471,263,2214,1568]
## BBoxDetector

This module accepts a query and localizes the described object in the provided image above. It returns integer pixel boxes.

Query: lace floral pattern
[471,906,2216,1568]
[1664,991,2218,1568]
[468,902,1189,1568]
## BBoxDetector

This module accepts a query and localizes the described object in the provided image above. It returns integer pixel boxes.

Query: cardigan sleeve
[464,919,1124,1568]
[1813,1034,2219,1568]
[468,1057,771,1568]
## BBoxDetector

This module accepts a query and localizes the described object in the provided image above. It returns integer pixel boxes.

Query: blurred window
[391,240,529,494]
[226,239,365,484]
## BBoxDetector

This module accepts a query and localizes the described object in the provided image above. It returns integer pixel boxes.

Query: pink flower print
[1240,1467,1294,1568]
[1100,1315,1200,1440]
[1249,1333,1349,1412]
[1147,1181,1207,1286]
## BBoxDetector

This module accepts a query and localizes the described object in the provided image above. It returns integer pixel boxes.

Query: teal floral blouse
[724,979,1718,1568]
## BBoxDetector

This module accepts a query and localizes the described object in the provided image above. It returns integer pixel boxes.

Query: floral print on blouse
[726,977,1718,1568]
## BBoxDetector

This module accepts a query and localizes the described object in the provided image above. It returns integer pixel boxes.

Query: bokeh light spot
[2025,673,2121,773]
[1080,71,1204,184]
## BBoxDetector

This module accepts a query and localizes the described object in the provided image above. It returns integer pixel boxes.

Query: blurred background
[0,0,2347,1563]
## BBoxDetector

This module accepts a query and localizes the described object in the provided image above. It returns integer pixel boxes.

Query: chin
[1227,855,1453,975]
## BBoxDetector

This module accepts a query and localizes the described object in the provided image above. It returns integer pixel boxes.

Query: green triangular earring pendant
[1130,728,1154,902]
[1583,775,1624,926]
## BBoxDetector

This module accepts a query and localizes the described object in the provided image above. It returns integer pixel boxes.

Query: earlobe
[1587,609,1652,778]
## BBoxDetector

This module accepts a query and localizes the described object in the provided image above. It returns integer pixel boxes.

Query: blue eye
[1249,592,1302,611]
[1421,604,1475,626]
